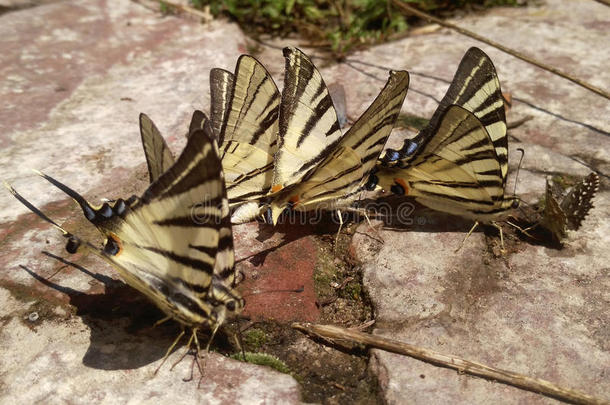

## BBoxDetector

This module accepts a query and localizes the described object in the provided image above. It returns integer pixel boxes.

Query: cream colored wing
[140,113,175,183]
[272,47,343,190]
[7,124,242,328]
[382,47,508,182]
[267,70,409,223]
[382,105,515,221]
[217,55,280,207]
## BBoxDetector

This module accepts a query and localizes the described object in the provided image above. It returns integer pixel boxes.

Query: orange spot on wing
[271,184,283,193]
[108,233,123,257]
[394,178,409,195]
[289,195,300,204]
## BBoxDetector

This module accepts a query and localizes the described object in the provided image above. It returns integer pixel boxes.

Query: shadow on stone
[19,254,197,371]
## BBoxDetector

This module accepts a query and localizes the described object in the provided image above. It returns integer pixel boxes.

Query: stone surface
[233,222,321,323]
[1,0,609,403]
[0,1,304,403]
[347,0,610,403]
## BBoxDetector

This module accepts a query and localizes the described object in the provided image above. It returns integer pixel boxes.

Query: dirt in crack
[234,224,381,404]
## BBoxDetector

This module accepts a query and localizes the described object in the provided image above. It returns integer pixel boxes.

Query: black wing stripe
[140,246,214,274]
[250,101,279,146]
[189,235,233,259]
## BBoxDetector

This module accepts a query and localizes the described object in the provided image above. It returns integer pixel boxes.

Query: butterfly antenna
[33,169,97,222]
[512,148,526,198]
[4,181,70,236]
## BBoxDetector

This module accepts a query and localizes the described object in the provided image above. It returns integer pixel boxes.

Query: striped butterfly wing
[266,70,409,223]
[20,125,242,328]
[216,55,281,208]
[209,68,234,143]
[382,105,515,221]
[140,113,176,183]
[272,47,343,191]
[560,172,599,230]
[188,110,209,137]
[383,47,507,183]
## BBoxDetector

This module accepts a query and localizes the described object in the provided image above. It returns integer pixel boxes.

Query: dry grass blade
[292,322,608,405]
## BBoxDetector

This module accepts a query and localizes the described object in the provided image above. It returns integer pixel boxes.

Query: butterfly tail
[3,180,88,254]
[33,170,99,223]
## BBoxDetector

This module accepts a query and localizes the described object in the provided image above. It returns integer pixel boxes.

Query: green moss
[230,352,292,375]
[396,113,429,131]
[243,328,268,349]
[340,280,362,301]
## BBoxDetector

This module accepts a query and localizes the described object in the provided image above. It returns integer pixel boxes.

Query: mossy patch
[230,351,293,375]
[243,328,268,349]
[396,113,429,131]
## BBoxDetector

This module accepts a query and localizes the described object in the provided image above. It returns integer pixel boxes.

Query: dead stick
[391,0,610,101]
[292,322,608,405]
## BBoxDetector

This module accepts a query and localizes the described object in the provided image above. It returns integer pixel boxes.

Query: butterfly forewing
[188,110,209,137]
[138,124,234,282]
[140,113,176,183]
[560,172,599,230]
[210,68,234,144]
[267,69,409,221]
[272,47,343,189]
[219,55,280,154]
[213,56,280,213]
[341,70,410,177]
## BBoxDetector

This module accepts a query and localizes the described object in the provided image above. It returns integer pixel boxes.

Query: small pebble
[28,312,39,322]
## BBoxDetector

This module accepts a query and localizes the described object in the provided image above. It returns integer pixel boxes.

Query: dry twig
[293,322,608,405]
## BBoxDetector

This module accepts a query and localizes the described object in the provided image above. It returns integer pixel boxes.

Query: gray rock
[0,0,301,403]
[350,0,609,402]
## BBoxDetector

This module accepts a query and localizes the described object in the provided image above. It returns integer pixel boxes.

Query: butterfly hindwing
[7,122,242,328]
[541,172,599,241]
[560,172,599,230]
[382,105,514,221]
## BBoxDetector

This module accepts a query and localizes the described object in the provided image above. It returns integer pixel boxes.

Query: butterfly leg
[491,221,506,253]
[154,328,185,375]
[455,221,479,253]
[170,331,195,371]
[344,207,384,244]
[205,322,221,352]
[153,315,172,328]
[505,220,538,240]
[334,210,344,251]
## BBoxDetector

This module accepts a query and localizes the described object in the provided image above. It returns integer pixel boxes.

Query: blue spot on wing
[384,150,400,162]
[404,140,418,156]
